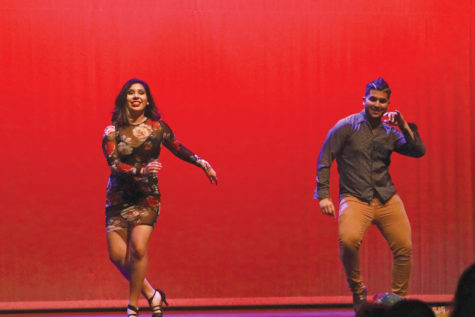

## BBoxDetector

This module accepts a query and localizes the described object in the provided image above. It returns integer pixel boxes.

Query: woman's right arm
[102,125,142,176]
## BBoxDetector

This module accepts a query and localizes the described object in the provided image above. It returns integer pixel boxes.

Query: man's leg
[374,194,412,296]
[338,196,373,294]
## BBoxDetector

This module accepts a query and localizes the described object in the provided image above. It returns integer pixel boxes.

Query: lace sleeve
[102,125,142,176]
[160,121,204,168]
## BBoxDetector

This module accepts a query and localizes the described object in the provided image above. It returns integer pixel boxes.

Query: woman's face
[126,83,149,115]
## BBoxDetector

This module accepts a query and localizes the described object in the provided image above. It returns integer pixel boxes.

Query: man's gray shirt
[314,110,426,203]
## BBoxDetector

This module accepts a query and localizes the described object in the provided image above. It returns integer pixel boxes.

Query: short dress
[102,119,203,232]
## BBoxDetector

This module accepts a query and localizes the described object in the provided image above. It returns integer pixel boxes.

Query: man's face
[363,89,389,120]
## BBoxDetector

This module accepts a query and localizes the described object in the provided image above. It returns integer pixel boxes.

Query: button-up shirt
[314,110,426,203]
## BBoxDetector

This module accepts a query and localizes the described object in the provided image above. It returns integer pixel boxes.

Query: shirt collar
[357,109,368,123]
[358,109,391,131]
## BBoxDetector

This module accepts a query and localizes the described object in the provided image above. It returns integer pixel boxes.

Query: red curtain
[0,0,473,309]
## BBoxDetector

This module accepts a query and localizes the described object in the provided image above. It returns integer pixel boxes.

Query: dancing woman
[102,78,217,316]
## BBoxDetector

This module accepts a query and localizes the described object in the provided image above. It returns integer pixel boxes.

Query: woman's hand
[142,161,162,176]
[198,159,218,185]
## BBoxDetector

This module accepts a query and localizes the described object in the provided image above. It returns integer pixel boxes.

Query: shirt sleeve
[102,125,142,176]
[314,120,350,199]
[160,121,203,168]
[393,122,426,158]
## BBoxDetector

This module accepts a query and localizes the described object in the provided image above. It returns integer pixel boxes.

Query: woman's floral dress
[102,119,203,232]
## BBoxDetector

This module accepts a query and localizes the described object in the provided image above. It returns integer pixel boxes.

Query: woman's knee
[109,251,126,266]
[129,242,148,260]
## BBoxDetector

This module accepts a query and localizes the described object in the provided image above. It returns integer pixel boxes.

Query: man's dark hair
[364,77,391,98]
[112,78,161,127]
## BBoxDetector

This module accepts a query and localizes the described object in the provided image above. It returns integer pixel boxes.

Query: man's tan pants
[338,194,412,296]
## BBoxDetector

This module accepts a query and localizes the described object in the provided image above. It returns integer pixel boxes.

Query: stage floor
[0,308,355,317]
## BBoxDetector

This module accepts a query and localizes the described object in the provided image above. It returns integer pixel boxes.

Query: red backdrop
[1,0,474,310]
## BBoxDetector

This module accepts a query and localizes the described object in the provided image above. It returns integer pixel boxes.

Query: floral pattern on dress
[106,218,125,232]
[102,119,204,231]
[117,135,134,155]
[144,196,160,208]
[152,120,161,130]
[144,141,152,151]
[132,124,153,142]
[120,206,142,223]
[104,125,116,138]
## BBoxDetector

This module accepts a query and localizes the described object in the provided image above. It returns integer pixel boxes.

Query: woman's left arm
[161,121,218,184]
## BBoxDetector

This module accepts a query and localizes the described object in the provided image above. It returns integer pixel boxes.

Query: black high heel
[127,304,139,317]
[147,289,168,317]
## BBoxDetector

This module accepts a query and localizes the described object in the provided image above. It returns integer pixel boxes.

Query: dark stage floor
[0,308,355,317]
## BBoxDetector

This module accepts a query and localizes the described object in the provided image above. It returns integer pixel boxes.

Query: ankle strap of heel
[127,304,139,317]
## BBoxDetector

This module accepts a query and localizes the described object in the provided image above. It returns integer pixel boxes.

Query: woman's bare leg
[127,225,154,307]
[106,229,157,301]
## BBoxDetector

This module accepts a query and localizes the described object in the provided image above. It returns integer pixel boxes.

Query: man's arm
[385,110,426,157]
[314,121,348,217]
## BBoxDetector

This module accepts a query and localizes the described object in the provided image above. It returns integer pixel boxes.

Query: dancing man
[314,77,425,312]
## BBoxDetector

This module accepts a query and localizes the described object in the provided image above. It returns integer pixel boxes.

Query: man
[314,78,425,312]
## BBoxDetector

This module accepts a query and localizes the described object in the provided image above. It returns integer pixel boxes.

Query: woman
[102,78,217,317]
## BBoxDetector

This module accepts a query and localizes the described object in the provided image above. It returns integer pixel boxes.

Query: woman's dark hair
[452,263,475,317]
[112,78,161,127]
